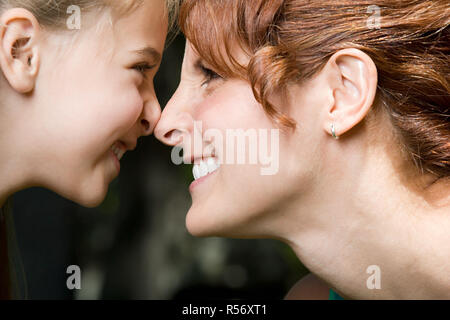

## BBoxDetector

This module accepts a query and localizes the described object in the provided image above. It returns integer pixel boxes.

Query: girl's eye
[133,63,156,78]
[200,65,222,87]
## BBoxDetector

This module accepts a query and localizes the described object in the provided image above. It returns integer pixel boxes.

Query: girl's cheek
[115,89,145,128]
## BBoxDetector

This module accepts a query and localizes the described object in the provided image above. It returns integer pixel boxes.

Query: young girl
[0,0,178,299]
[156,0,450,299]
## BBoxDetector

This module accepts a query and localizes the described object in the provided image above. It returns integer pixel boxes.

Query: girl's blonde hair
[0,0,179,34]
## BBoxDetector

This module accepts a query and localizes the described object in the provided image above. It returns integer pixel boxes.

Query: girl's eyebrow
[133,46,162,64]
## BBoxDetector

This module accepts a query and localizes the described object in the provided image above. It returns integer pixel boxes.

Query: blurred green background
[11,34,308,300]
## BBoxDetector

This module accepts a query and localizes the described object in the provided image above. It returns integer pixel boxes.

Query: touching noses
[140,93,162,137]
[154,94,193,147]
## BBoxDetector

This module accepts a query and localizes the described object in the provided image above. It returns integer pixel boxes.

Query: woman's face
[21,1,168,207]
[156,43,326,238]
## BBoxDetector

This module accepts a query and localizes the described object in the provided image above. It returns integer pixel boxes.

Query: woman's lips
[189,157,221,191]
[189,168,218,192]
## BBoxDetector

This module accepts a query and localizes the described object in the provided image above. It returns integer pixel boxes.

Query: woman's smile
[189,157,221,192]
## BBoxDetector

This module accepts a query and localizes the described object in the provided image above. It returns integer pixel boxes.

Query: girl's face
[13,1,168,207]
[155,43,325,238]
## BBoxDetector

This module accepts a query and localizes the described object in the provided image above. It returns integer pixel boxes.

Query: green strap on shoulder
[329,289,345,300]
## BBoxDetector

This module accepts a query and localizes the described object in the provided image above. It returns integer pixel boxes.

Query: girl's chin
[76,159,119,207]
[66,191,106,208]
[65,181,110,208]
[79,195,107,208]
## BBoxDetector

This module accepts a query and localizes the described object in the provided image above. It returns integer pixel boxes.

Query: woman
[155,0,450,299]
[0,0,178,299]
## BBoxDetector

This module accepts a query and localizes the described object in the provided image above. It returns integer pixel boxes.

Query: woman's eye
[133,63,156,78]
[200,65,222,86]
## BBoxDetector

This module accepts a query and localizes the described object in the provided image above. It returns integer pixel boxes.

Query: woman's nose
[154,99,193,147]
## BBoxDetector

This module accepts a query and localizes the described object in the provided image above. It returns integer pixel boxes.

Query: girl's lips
[110,150,121,174]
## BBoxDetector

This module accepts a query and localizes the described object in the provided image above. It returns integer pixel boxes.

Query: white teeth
[111,143,126,161]
[199,161,208,177]
[207,157,220,172]
[193,164,200,180]
[192,157,220,181]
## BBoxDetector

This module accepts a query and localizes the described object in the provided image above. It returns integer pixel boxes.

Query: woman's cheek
[196,91,231,122]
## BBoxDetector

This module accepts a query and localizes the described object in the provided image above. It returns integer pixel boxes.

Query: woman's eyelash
[199,64,221,86]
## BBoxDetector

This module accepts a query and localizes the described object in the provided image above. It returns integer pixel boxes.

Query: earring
[331,123,339,140]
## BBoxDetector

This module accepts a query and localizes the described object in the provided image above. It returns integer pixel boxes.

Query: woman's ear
[0,8,41,93]
[321,48,378,139]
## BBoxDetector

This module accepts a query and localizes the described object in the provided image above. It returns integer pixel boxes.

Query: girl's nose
[140,96,161,136]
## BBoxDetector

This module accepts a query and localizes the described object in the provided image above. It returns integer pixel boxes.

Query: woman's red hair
[180,0,450,178]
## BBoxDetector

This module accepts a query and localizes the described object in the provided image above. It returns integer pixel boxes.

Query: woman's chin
[185,208,244,238]
[185,209,222,238]
[185,219,213,237]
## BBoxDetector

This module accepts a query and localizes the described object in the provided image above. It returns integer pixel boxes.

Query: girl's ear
[0,8,41,93]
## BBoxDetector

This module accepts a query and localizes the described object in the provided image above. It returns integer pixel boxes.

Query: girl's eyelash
[133,63,156,77]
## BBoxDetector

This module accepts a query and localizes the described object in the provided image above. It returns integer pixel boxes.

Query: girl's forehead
[110,0,168,48]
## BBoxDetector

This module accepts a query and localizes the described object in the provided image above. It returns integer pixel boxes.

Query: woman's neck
[280,149,450,299]
[288,202,450,299]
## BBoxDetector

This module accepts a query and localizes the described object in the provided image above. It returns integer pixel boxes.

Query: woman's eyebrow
[193,58,203,70]
[133,46,162,63]
[194,58,211,71]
